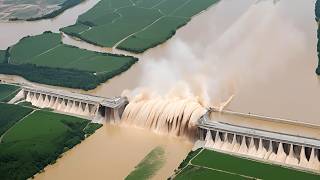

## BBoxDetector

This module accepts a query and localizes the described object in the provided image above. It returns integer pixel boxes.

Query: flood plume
[115,0,319,136]
[121,87,206,138]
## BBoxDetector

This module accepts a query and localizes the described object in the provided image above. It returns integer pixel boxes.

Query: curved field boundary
[61,0,220,53]
[3,0,85,21]
[0,32,138,90]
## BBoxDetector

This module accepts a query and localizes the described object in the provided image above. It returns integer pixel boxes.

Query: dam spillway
[11,85,128,123]
[198,112,320,172]
[7,83,320,173]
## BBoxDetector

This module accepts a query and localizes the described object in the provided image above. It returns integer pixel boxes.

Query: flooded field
[34,124,192,180]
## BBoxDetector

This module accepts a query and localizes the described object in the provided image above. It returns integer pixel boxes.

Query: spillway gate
[12,85,128,123]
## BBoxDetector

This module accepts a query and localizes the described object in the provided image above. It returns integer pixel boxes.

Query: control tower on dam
[197,112,320,172]
[11,85,128,123]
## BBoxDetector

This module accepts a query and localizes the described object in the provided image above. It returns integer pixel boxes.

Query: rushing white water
[121,89,206,138]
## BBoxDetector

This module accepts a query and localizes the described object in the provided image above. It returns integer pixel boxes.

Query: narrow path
[190,164,259,179]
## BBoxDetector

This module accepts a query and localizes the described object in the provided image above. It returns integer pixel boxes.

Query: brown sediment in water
[34,124,192,180]
[0,0,100,49]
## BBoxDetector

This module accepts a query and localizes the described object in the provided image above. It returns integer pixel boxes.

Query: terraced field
[0,32,137,90]
[0,0,84,21]
[174,149,320,180]
[61,0,220,53]
[0,103,101,180]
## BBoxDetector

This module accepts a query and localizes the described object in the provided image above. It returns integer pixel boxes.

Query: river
[1,0,320,179]
[0,0,100,50]
[88,0,320,125]
[34,124,192,180]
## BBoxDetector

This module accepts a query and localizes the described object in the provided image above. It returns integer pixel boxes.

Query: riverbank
[34,124,192,180]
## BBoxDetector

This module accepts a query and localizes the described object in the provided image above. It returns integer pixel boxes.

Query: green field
[0,84,20,102]
[173,148,320,180]
[0,103,33,136]
[0,0,84,21]
[0,104,101,180]
[0,32,137,90]
[0,50,6,63]
[61,0,220,53]
[126,146,165,180]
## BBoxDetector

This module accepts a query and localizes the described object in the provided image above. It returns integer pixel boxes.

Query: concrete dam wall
[8,84,320,173]
[11,86,128,123]
[198,113,320,172]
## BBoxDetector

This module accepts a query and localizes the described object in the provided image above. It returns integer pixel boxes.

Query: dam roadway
[10,84,128,123]
[199,111,320,172]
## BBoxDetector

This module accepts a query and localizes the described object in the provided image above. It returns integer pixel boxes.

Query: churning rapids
[121,94,206,138]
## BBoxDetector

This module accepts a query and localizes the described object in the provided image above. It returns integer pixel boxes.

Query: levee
[10,85,128,123]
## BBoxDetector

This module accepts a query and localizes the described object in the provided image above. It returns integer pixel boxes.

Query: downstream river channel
[1,0,320,179]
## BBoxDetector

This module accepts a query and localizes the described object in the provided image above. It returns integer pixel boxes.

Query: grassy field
[61,0,220,53]
[0,0,84,21]
[126,146,165,180]
[0,105,102,180]
[0,103,33,136]
[0,32,137,90]
[0,84,20,102]
[173,148,320,180]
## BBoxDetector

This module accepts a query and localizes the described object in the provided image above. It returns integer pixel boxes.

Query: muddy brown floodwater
[1,0,320,179]
[34,124,192,180]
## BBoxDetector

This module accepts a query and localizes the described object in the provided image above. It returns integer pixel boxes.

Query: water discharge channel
[1,0,320,179]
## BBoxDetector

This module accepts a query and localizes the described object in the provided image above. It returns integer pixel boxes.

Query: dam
[8,84,320,173]
[198,111,320,172]
[10,85,128,123]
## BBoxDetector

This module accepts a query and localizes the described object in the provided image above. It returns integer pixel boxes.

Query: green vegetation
[175,165,248,180]
[0,50,5,63]
[0,32,137,90]
[0,106,102,180]
[61,0,220,53]
[26,0,85,21]
[1,0,84,21]
[173,148,320,180]
[84,123,103,136]
[118,16,189,53]
[126,146,165,180]
[0,103,33,136]
[17,101,39,109]
[0,48,9,64]
[177,148,201,170]
[0,84,20,102]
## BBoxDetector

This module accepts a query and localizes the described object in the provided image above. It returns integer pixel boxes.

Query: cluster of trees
[0,117,101,180]
[0,57,137,90]
[0,63,100,90]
